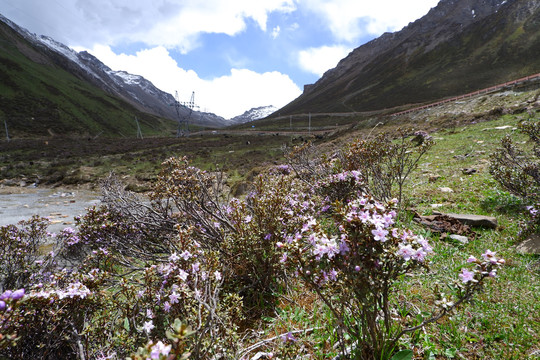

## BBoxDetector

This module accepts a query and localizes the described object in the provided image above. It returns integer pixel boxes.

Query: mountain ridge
[276,0,540,116]
[0,13,228,137]
[229,105,278,124]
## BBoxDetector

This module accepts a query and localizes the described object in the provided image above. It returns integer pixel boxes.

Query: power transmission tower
[174,91,199,137]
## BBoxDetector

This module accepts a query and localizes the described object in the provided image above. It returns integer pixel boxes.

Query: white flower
[178,269,189,281]
[214,271,222,281]
[142,320,154,334]
[180,250,192,260]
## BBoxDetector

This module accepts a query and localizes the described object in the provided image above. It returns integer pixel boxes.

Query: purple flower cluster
[526,205,538,217]
[460,250,505,284]
[0,288,25,311]
[30,281,91,300]
[280,195,435,291]
[61,227,81,246]
[149,340,172,358]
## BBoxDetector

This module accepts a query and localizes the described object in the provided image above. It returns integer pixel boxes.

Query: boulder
[441,213,498,229]
[462,168,477,175]
[449,234,469,244]
[415,214,475,237]
[439,187,454,193]
[516,234,540,255]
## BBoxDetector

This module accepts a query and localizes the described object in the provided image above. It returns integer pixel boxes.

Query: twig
[237,327,320,359]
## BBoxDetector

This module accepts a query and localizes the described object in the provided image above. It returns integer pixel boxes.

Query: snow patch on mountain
[113,71,142,86]
[229,105,277,124]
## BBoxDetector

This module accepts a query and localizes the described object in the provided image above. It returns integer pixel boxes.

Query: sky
[0,0,440,119]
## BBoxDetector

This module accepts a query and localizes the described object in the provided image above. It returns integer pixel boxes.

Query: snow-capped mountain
[228,105,278,124]
[0,14,227,128]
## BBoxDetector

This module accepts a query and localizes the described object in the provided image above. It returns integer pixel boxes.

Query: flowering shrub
[102,157,316,315]
[0,269,99,359]
[490,117,540,234]
[343,128,433,204]
[279,194,504,359]
[221,173,317,312]
[1,221,241,359]
[0,216,53,290]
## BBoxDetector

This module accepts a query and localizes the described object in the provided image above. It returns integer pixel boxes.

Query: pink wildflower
[397,244,415,261]
[481,250,498,264]
[459,268,475,283]
[372,227,389,242]
[214,271,222,281]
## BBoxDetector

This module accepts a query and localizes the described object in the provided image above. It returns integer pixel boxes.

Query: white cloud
[289,23,300,31]
[84,45,301,118]
[201,69,301,118]
[298,45,352,76]
[4,0,296,51]
[301,0,439,42]
[271,26,281,39]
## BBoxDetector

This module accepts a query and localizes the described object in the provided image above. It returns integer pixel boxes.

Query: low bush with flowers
[277,191,504,358]
[490,116,540,236]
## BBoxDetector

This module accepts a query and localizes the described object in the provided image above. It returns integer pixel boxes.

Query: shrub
[279,192,504,359]
[343,128,433,204]
[490,117,540,233]
[221,173,317,313]
[1,223,241,359]
[0,216,54,292]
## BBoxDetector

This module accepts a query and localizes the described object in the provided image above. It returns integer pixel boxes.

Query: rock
[438,187,454,193]
[1,179,17,186]
[414,214,475,237]
[251,352,274,360]
[453,154,468,161]
[429,175,442,182]
[431,203,444,208]
[462,168,477,175]
[449,234,469,244]
[439,212,498,229]
[515,234,540,255]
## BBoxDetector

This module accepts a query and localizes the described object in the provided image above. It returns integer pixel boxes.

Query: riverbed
[0,186,101,233]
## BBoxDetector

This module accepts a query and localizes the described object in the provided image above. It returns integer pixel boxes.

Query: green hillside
[0,21,175,138]
[279,0,540,115]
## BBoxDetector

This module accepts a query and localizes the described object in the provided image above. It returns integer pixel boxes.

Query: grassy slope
[250,103,540,358]
[0,24,175,138]
[399,115,539,359]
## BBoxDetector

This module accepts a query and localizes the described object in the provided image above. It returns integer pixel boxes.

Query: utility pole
[135,116,143,139]
[4,118,10,142]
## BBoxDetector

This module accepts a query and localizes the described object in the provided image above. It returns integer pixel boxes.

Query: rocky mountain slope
[277,0,540,115]
[0,14,226,137]
[228,105,278,124]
